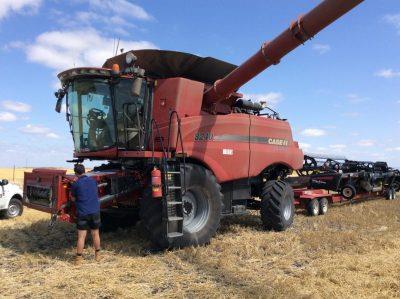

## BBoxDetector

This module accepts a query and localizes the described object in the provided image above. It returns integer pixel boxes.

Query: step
[168,216,184,221]
[167,232,183,238]
[167,201,183,206]
[168,186,181,190]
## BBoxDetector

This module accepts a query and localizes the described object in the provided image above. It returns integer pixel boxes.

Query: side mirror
[131,77,143,97]
[1,179,8,186]
[55,98,63,113]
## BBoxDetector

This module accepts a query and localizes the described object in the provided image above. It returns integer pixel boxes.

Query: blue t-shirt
[71,175,100,216]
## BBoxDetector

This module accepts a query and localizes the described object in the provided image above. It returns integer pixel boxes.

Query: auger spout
[203,0,364,105]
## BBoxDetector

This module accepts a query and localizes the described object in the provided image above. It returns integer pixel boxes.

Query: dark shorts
[77,213,101,230]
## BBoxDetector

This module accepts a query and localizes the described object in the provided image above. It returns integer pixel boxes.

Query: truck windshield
[68,79,116,152]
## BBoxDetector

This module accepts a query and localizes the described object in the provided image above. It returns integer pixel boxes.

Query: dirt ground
[1,170,400,298]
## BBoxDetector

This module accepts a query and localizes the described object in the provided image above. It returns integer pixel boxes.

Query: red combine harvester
[24,0,364,248]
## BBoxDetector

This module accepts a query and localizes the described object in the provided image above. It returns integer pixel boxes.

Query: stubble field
[1,169,400,298]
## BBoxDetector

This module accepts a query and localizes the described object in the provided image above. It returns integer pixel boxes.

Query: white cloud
[243,92,283,108]
[45,132,60,139]
[383,14,400,34]
[299,142,311,150]
[329,144,347,149]
[375,69,400,78]
[342,112,360,117]
[0,111,17,122]
[300,128,326,137]
[0,0,41,20]
[62,11,137,36]
[88,0,152,21]
[357,139,375,147]
[1,100,31,113]
[346,93,368,103]
[19,124,59,139]
[312,43,331,54]
[385,147,400,152]
[21,29,157,71]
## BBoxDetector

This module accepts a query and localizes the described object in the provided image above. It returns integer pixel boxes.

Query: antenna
[115,38,120,56]
[112,37,116,56]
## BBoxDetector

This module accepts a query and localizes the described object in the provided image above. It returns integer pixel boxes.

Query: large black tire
[319,197,329,215]
[139,164,222,249]
[5,197,23,219]
[386,188,396,200]
[306,198,320,217]
[260,180,294,231]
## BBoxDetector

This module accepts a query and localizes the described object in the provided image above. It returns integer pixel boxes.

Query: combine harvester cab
[23,0,365,249]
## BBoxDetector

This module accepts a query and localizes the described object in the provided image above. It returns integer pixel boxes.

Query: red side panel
[249,115,304,175]
[165,114,302,183]
[179,114,251,182]
[153,78,204,126]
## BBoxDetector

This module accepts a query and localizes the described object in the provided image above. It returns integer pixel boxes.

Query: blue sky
[0,0,399,168]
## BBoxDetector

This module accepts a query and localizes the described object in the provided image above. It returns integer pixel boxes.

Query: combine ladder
[163,160,184,240]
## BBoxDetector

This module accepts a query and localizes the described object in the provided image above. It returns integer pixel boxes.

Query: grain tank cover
[103,49,237,84]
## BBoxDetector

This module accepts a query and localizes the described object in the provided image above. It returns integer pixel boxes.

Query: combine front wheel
[140,164,222,249]
[260,180,294,231]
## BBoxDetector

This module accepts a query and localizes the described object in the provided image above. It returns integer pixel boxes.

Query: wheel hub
[283,202,292,221]
[343,188,352,197]
[181,189,209,233]
[8,204,20,217]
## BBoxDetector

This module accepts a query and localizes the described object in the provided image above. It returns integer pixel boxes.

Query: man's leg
[77,229,87,255]
[90,229,101,251]
[90,213,102,261]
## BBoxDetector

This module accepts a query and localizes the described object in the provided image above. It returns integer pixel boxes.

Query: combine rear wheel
[140,164,222,249]
[260,180,294,231]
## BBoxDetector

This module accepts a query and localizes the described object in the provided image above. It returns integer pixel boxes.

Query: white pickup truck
[0,179,23,219]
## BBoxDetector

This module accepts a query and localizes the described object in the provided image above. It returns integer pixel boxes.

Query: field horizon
[0,169,400,297]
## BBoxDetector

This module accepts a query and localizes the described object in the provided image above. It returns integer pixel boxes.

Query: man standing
[71,164,101,265]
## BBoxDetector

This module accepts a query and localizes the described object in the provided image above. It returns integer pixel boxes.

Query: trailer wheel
[319,197,329,215]
[341,184,356,200]
[5,197,23,219]
[140,164,222,249]
[306,198,320,217]
[260,180,294,231]
[386,188,396,200]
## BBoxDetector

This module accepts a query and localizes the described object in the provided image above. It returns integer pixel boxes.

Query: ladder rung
[168,186,181,190]
[167,201,183,205]
[167,171,181,174]
[168,216,183,221]
[168,232,183,238]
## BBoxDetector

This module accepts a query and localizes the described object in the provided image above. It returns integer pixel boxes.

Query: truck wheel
[306,198,320,216]
[393,182,400,192]
[319,197,329,215]
[386,188,396,200]
[341,184,356,200]
[260,180,294,231]
[5,197,23,219]
[140,164,222,249]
